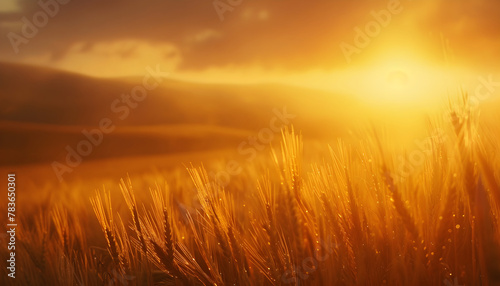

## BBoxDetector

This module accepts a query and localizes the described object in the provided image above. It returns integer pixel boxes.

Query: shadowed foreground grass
[2,94,500,286]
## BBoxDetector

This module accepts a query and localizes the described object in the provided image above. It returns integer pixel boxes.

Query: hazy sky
[0,0,499,83]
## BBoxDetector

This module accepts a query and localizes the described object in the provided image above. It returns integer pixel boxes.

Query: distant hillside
[0,62,363,128]
[0,62,364,166]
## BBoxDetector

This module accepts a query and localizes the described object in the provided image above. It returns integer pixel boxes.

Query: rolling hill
[0,61,364,168]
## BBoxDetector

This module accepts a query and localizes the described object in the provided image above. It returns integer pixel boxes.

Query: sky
[0,0,499,95]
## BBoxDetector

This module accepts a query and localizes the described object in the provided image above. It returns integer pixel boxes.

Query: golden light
[386,70,410,90]
[338,57,455,107]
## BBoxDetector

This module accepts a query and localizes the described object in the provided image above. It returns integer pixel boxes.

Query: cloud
[0,1,375,70]
[21,40,181,77]
[0,0,21,13]
[0,0,499,75]
[418,0,500,68]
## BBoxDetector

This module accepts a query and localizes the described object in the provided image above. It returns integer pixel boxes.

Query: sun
[386,70,410,90]
[294,56,455,108]
[337,57,453,106]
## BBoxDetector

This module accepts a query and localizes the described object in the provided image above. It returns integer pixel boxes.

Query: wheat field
[2,93,500,286]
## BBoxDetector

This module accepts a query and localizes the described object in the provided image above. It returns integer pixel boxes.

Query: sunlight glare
[343,57,453,106]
